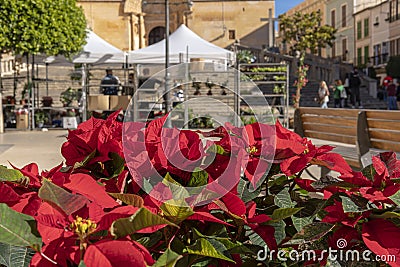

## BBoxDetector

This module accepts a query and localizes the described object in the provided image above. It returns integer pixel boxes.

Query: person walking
[349,67,363,108]
[333,79,346,108]
[318,81,330,108]
[387,79,398,110]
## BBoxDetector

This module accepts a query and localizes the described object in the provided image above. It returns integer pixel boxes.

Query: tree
[386,56,400,79]
[279,11,336,108]
[0,0,87,57]
[0,0,87,132]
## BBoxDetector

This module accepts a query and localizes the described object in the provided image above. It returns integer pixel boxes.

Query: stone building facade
[77,0,275,52]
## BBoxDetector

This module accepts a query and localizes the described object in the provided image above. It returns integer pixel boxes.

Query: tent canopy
[72,30,125,64]
[43,30,125,65]
[128,24,234,64]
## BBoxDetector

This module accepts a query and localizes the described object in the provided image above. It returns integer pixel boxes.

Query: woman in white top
[318,81,330,108]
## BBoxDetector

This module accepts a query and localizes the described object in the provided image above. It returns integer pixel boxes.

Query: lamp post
[143,0,192,127]
[164,0,172,127]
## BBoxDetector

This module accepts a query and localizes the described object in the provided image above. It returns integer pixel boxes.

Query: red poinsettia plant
[0,111,399,267]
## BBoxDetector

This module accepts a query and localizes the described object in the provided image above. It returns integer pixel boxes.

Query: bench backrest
[294,108,360,145]
[365,110,400,152]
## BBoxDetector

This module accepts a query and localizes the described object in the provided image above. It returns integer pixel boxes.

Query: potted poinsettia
[0,112,399,267]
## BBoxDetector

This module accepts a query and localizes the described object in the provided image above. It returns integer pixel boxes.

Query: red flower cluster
[0,112,399,267]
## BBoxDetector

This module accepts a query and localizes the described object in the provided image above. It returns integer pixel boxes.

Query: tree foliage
[278,10,336,56]
[0,0,87,57]
[278,11,336,108]
[386,56,400,78]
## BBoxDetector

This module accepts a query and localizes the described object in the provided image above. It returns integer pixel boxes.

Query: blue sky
[275,0,304,16]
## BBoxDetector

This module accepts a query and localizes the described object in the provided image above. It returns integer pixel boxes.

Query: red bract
[362,219,400,267]
[328,225,360,249]
[322,200,370,227]
[83,239,154,267]
[281,139,352,176]
[61,111,123,166]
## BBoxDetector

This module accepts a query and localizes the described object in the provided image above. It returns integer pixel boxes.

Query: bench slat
[369,130,400,142]
[301,116,357,127]
[299,108,359,117]
[365,110,400,121]
[303,123,357,136]
[367,120,400,131]
[303,131,356,145]
[370,141,400,152]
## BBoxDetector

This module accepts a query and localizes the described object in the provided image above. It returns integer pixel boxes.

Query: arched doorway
[148,26,166,45]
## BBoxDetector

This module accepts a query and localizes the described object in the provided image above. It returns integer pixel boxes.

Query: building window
[148,26,166,45]
[331,9,336,28]
[364,18,369,37]
[373,44,381,65]
[382,42,389,62]
[397,38,400,55]
[332,42,336,58]
[341,5,347,27]
[390,39,396,56]
[357,47,362,66]
[364,45,369,65]
[228,30,236,40]
[342,38,347,61]
[357,21,362,39]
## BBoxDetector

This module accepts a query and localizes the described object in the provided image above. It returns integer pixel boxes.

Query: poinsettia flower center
[70,216,97,238]
[247,145,258,155]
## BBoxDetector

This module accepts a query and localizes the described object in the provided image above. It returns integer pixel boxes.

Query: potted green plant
[21,82,32,105]
[60,87,80,107]
[34,110,48,128]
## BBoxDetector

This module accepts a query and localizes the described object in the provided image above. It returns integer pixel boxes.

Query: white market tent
[44,30,126,65]
[128,24,234,64]
[72,30,126,64]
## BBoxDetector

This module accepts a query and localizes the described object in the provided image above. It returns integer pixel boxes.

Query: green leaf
[186,238,235,263]
[371,211,400,219]
[0,204,41,251]
[292,216,315,232]
[207,144,226,155]
[244,225,267,248]
[111,208,178,238]
[163,173,190,199]
[340,196,368,213]
[152,248,182,267]
[108,193,144,207]
[188,168,208,187]
[38,178,87,215]
[270,208,303,222]
[237,178,262,203]
[274,188,294,208]
[108,152,125,179]
[0,242,36,267]
[270,221,286,245]
[389,190,400,206]
[73,150,96,170]
[0,166,28,186]
[78,260,87,267]
[160,199,194,224]
[285,222,334,245]
[361,164,376,181]
[135,231,163,248]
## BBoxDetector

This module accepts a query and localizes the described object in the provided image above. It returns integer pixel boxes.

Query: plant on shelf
[34,110,48,127]
[21,82,32,104]
[41,96,53,107]
[60,87,81,107]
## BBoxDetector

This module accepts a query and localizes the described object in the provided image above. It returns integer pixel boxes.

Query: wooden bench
[294,108,400,170]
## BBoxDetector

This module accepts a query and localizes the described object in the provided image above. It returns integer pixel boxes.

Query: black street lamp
[143,0,192,127]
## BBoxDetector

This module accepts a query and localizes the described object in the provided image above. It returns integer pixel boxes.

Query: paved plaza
[0,129,68,170]
[0,127,334,180]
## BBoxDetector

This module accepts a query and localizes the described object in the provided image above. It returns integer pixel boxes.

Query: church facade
[77,0,275,52]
